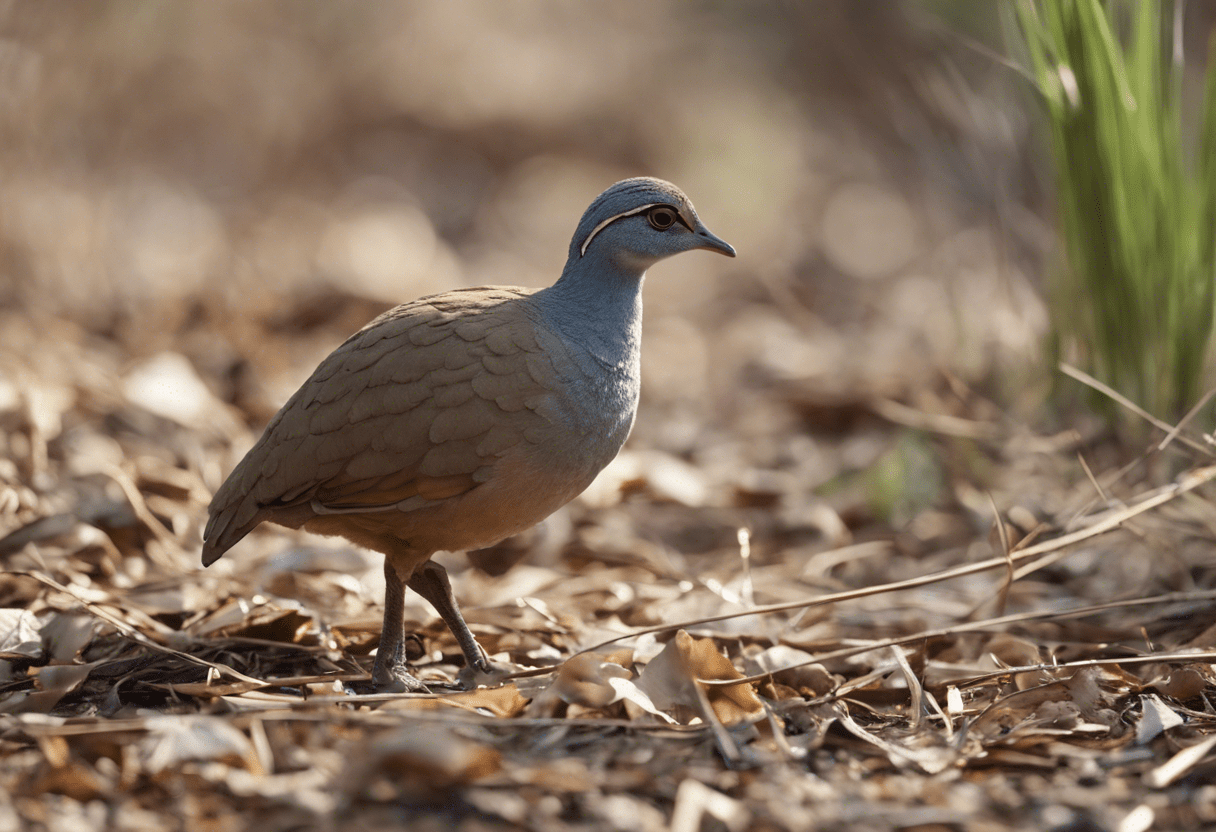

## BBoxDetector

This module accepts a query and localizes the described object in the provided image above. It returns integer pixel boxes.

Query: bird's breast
[545,355,639,468]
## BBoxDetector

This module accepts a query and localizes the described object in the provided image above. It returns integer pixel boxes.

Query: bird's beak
[693,225,736,258]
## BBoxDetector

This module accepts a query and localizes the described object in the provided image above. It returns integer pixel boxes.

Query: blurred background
[2,1,1213,572]
[0,1,1051,524]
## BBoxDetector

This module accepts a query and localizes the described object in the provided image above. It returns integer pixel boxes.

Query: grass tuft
[1013,0,1216,429]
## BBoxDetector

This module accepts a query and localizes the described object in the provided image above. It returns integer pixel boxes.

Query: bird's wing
[202,286,559,563]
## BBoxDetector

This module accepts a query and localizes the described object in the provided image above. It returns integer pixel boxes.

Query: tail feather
[202,474,317,566]
[201,473,264,566]
[202,503,248,566]
[200,537,228,567]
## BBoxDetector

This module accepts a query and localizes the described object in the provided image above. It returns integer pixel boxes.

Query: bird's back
[202,284,640,565]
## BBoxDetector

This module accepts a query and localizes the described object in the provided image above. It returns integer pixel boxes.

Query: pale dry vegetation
[2,3,1216,830]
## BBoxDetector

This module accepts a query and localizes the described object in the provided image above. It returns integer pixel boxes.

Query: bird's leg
[370,560,428,692]
[408,560,507,687]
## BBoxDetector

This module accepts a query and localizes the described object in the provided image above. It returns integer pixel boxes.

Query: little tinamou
[202,177,735,691]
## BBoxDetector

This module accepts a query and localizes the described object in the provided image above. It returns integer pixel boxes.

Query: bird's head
[569,177,735,272]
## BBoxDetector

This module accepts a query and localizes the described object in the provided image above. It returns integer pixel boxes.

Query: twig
[1077,452,1109,504]
[1059,363,1209,455]
[946,650,1216,689]
[871,398,1004,440]
[986,492,1014,619]
[702,589,1216,687]
[20,571,267,688]
[1146,735,1216,788]
[890,645,924,732]
[536,465,1216,673]
[1157,386,1216,452]
[101,463,187,569]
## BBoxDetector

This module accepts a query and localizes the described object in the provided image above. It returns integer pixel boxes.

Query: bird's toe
[360,659,431,694]
[456,658,513,690]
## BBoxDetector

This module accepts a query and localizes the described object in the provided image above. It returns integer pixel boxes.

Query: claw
[376,669,431,694]
[456,659,512,691]
[370,656,431,693]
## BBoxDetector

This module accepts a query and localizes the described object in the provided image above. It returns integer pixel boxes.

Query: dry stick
[1042,366,1210,549]
[1147,735,1216,789]
[1076,452,1109,504]
[706,588,1216,688]
[6,708,707,737]
[1059,362,1210,455]
[924,12,1040,85]
[870,398,1004,440]
[1064,372,1215,525]
[20,571,267,688]
[923,688,953,741]
[1066,450,1152,530]
[1061,366,1215,537]
[1157,385,1216,452]
[890,645,924,732]
[1008,547,1076,582]
[834,704,953,770]
[983,491,1014,620]
[691,682,740,764]
[945,649,1216,690]
[519,463,1216,680]
[101,463,186,570]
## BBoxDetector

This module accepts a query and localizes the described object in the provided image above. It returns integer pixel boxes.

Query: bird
[201,177,736,691]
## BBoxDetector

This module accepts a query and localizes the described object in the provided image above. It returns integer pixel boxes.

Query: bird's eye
[647,207,677,231]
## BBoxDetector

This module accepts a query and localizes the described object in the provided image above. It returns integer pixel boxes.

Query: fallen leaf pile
[4,4,1216,830]
[5,306,1216,829]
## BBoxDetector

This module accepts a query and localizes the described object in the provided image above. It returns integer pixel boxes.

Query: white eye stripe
[579,203,663,257]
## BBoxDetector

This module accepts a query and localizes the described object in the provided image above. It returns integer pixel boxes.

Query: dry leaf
[0,609,43,661]
[1147,664,1210,700]
[0,663,97,714]
[553,652,634,708]
[746,645,839,697]
[1136,694,1184,744]
[40,613,97,663]
[341,724,501,795]
[635,630,763,726]
[139,716,264,775]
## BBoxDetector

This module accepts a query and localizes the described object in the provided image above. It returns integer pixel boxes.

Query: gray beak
[694,225,736,258]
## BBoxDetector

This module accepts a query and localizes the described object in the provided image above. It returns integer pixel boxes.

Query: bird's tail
[200,481,262,566]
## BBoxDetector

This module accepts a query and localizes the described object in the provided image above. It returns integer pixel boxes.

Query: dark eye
[647,207,677,231]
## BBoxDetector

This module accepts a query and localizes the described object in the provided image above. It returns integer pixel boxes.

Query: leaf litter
[3,5,1216,828]
[5,311,1216,831]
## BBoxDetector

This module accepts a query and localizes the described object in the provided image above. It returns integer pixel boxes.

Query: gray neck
[532,247,645,369]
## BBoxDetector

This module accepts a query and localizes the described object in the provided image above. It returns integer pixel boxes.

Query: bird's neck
[534,251,645,369]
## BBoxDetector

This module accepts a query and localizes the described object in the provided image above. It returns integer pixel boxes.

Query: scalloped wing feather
[202,286,556,564]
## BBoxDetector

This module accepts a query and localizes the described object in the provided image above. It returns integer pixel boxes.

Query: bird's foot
[456,657,513,690]
[354,659,431,694]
